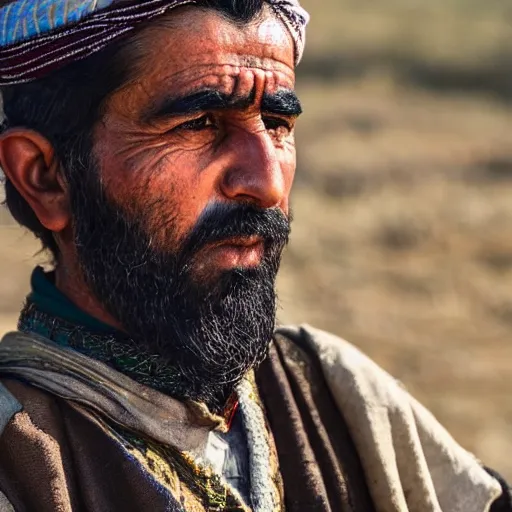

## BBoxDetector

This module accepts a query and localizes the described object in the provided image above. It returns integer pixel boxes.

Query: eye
[263,116,292,132]
[177,114,217,132]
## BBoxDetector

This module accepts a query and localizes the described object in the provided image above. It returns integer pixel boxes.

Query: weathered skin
[0,5,299,330]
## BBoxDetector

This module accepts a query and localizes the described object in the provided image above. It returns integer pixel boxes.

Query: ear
[0,129,70,233]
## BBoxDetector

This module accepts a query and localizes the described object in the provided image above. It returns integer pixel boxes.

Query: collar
[29,266,115,334]
[20,267,239,425]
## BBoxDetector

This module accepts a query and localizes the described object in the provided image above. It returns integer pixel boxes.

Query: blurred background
[1,0,512,478]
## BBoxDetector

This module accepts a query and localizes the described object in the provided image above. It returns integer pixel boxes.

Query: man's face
[94,6,298,279]
[66,6,299,408]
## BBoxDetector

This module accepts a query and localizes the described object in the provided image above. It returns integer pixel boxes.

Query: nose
[220,130,286,209]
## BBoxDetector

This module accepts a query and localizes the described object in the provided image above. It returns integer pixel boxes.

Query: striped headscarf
[0,0,309,86]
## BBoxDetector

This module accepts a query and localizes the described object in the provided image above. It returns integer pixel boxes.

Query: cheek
[95,122,297,242]
[97,132,212,232]
[98,152,207,249]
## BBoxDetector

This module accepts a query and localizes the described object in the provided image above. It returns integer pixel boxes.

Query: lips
[203,236,265,269]
[213,236,264,249]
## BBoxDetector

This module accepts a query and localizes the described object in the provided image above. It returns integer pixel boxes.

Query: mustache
[179,203,291,259]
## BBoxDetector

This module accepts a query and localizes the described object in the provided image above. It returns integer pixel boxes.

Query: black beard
[67,167,290,412]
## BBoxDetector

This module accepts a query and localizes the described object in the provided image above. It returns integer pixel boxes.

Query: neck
[54,254,124,331]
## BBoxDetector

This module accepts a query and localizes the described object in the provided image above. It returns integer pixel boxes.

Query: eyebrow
[143,88,303,123]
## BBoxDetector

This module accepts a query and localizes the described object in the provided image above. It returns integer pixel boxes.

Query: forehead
[111,6,296,111]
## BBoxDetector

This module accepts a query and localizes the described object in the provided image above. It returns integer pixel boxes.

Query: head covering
[0,0,309,86]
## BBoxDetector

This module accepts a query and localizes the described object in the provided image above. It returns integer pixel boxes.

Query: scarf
[18,267,224,402]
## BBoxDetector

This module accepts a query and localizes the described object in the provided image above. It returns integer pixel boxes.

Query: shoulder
[0,378,70,467]
[275,323,367,365]
[275,324,512,512]
[0,378,71,510]
[0,379,22,438]
[274,323,398,398]
[0,378,64,436]
[0,330,75,442]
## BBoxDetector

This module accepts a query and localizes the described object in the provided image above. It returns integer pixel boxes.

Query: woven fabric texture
[0,0,309,85]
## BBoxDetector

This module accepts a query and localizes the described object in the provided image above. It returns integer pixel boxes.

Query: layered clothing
[0,270,509,511]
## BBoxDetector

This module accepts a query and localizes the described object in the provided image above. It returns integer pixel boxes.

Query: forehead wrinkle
[138,60,293,96]
[113,63,292,123]
[101,6,297,133]
[139,66,294,120]
[129,4,294,70]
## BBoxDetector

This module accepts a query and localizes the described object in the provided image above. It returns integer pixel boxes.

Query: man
[0,1,509,511]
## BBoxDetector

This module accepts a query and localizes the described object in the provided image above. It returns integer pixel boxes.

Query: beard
[66,164,290,412]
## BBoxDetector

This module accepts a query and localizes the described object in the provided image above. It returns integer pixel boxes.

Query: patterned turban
[0,0,309,86]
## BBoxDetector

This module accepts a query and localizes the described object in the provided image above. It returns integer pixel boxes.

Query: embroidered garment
[15,268,284,509]
[0,268,372,511]
[18,267,229,399]
[0,268,507,511]
[1,325,509,511]
[0,0,310,85]
[0,331,284,511]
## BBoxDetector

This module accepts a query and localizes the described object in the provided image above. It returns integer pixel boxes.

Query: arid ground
[1,0,512,478]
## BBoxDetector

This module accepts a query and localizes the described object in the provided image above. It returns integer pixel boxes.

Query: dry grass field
[1,0,512,479]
